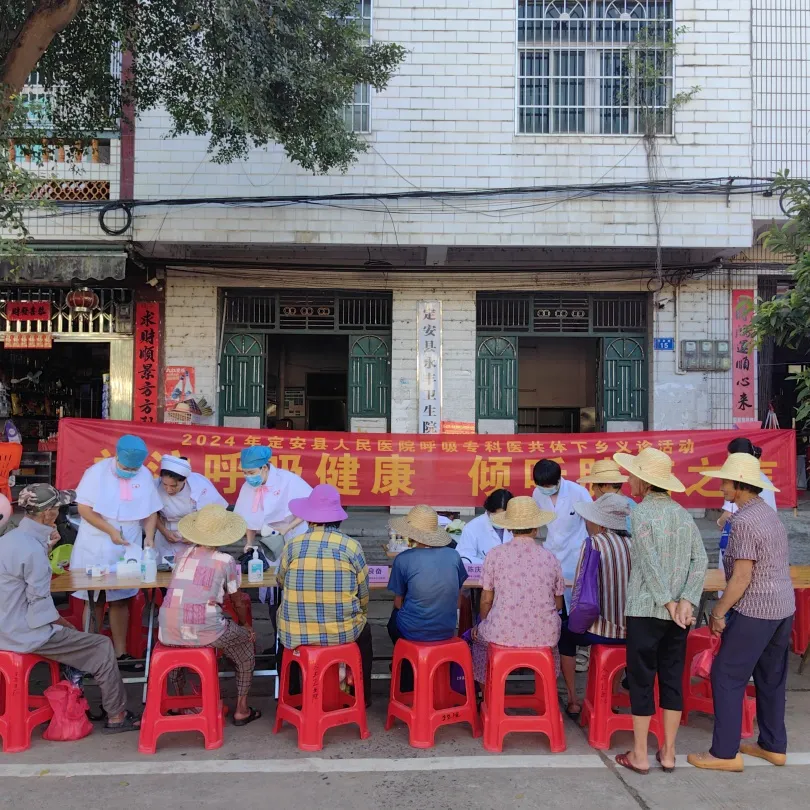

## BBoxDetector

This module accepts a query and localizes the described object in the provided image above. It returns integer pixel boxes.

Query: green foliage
[750,171,810,421]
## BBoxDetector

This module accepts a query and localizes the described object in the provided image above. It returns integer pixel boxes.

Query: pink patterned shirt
[159,546,242,646]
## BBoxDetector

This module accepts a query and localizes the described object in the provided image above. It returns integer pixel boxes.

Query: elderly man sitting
[0,484,140,733]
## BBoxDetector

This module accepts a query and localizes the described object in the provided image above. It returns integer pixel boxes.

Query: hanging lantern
[66,287,99,317]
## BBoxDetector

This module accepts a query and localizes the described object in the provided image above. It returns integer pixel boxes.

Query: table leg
[141,590,156,704]
[695,592,712,629]
[85,590,97,633]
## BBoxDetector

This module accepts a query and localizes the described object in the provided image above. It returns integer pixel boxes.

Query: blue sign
[654,337,675,351]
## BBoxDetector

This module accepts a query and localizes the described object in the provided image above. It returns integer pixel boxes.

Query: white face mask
[537,483,560,496]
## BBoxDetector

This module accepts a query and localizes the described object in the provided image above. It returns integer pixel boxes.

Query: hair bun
[753,445,763,459]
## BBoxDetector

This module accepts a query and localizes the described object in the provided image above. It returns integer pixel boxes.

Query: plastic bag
[691,635,721,681]
[568,536,601,635]
[42,680,94,741]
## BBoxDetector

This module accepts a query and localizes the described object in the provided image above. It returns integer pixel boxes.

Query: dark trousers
[710,610,793,759]
[626,616,689,716]
[387,608,415,692]
[558,619,626,658]
[276,623,374,707]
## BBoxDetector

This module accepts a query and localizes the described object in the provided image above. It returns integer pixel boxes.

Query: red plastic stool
[138,643,224,754]
[792,589,810,655]
[481,644,565,753]
[385,637,480,749]
[57,596,86,631]
[273,642,369,751]
[0,651,60,753]
[580,645,664,750]
[682,627,756,737]
[126,589,164,659]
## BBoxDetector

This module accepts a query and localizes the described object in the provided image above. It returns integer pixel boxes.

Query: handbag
[237,546,272,574]
[568,536,601,635]
[42,681,94,741]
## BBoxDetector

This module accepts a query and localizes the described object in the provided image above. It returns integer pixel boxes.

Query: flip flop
[117,654,145,672]
[615,752,649,775]
[233,707,262,727]
[565,703,582,721]
[656,750,676,773]
[102,710,141,734]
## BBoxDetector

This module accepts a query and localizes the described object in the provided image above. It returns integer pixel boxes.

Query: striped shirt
[724,496,795,621]
[574,531,632,639]
[277,526,369,649]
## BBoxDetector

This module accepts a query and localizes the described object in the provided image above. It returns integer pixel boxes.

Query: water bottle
[248,547,264,584]
[141,547,157,583]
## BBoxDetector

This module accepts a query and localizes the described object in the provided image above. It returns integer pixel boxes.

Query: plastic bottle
[141,547,158,583]
[248,547,264,584]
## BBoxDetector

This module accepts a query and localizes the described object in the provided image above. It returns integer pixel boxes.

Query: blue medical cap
[241,446,273,470]
[116,434,148,468]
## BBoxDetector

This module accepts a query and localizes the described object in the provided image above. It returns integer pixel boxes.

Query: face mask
[116,466,138,480]
[245,474,263,488]
[537,483,560,496]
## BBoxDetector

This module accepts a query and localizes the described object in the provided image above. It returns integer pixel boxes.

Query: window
[343,0,373,133]
[517,1,674,135]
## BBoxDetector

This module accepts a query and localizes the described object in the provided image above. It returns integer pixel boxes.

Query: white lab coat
[155,473,227,561]
[456,513,513,564]
[70,458,163,601]
[533,478,592,605]
[233,465,312,541]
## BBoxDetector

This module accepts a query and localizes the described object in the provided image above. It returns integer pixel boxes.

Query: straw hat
[703,452,779,492]
[178,504,247,547]
[490,496,556,532]
[614,447,686,493]
[574,493,631,533]
[577,459,629,485]
[389,505,451,548]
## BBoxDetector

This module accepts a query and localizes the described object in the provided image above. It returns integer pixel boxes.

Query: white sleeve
[761,487,777,511]
[455,520,481,564]
[234,483,263,531]
[75,463,100,507]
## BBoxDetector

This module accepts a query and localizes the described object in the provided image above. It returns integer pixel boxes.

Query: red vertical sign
[731,289,756,421]
[134,302,160,423]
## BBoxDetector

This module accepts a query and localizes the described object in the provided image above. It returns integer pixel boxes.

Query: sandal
[565,702,582,721]
[233,707,262,727]
[87,707,107,723]
[615,752,649,775]
[656,750,676,773]
[117,654,145,672]
[102,710,141,734]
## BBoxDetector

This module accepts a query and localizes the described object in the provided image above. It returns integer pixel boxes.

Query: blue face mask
[245,474,263,488]
[537,483,560,496]
[116,466,138,480]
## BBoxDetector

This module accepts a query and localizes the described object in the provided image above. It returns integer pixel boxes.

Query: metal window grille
[517,0,674,135]
[343,83,371,133]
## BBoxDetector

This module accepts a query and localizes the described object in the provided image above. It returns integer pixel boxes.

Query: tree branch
[1,0,83,94]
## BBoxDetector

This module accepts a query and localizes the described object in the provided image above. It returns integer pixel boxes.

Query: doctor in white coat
[154,455,227,562]
[531,458,592,607]
[456,489,514,564]
[234,445,312,555]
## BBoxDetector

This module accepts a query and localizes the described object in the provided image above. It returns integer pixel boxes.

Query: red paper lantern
[66,287,99,315]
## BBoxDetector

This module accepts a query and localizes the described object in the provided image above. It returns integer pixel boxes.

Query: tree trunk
[1,0,83,125]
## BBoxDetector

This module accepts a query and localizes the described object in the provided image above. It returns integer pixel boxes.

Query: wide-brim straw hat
[490,496,556,532]
[574,493,631,532]
[577,458,629,485]
[389,505,451,547]
[178,504,247,547]
[614,447,686,493]
[703,452,779,492]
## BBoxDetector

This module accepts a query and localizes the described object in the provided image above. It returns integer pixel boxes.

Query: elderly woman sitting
[158,505,259,726]
[471,496,564,685]
[559,493,632,719]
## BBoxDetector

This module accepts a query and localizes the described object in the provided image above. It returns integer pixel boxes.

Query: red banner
[6,301,51,321]
[133,302,160,424]
[55,418,798,509]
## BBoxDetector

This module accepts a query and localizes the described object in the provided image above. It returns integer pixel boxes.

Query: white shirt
[455,513,513,564]
[532,478,592,585]
[234,465,312,535]
[722,471,777,514]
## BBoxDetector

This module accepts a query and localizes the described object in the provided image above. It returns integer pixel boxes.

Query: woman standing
[154,455,227,563]
[456,489,513,564]
[688,454,794,772]
[470,497,563,685]
[70,434,162,667]
[613,447,708,774]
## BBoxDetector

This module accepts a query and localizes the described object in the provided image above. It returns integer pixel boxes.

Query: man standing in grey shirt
[0,484,139,733]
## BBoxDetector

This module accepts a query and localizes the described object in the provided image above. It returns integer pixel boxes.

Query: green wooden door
[348,334,391,423]
[602,337,646,424]
[219,333,265,422]
[476,335,518,426]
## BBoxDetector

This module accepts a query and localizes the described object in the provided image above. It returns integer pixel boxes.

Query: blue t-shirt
[388,547,469,641]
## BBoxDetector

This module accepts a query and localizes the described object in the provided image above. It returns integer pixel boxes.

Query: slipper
[656,750,675,773]
[117,654,145,672]
[615,752,649,775]
[102,710,141,734]
[565,703,582,721]
[233,707,262,727]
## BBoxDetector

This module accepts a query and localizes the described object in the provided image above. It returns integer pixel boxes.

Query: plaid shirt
[277,526,369,649]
